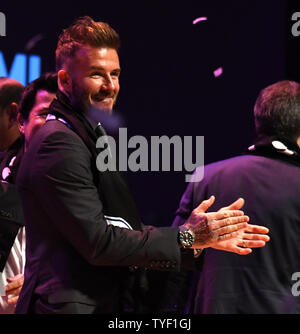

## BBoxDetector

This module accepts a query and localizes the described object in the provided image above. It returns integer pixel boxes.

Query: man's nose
[102,76,115,92]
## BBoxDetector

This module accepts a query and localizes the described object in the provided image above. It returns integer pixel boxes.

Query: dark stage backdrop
[0,0,290,227]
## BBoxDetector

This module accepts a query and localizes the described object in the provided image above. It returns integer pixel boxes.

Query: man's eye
[90,72,102,78]
[111,71,120,78]
[38,112,49,118]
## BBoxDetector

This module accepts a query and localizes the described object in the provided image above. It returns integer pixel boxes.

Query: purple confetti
[213,67,223,78]
[193,17,208,25]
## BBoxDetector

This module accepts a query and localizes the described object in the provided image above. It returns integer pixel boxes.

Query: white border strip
[104,215,133,230]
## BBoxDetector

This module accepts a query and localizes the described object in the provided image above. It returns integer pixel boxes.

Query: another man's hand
[5,273,24,307]
[212,224,270,255]
[212,197,270,254]
[182,196,249,249]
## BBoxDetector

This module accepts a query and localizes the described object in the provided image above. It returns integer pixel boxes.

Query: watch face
[180,230,194,248]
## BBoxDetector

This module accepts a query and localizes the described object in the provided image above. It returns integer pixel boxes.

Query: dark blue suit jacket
[173,154,300,313]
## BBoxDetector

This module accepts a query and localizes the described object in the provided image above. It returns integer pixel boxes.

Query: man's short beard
[70,81,117,114]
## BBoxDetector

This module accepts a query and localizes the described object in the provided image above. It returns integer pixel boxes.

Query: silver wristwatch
[178,225,195,248]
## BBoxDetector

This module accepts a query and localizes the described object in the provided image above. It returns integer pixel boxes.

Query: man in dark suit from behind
[172,80,300,313]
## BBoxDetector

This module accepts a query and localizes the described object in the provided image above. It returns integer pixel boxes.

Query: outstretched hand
[212,197,270,254]
[182,196,249,249]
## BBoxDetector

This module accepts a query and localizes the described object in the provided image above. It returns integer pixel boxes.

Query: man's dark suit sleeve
[25,127,182,270]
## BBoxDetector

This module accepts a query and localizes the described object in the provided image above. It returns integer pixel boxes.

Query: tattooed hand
[182,196,249,248]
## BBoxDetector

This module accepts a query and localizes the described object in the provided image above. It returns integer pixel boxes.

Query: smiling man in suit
[15,16,267,314]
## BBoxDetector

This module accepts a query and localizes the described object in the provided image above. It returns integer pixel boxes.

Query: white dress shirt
[0,227,26,314]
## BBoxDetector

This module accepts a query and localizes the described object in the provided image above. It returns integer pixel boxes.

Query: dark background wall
[0,0,294,227]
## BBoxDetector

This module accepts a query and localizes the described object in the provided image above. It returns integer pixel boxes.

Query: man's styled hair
[0,77,24,113]
[55,16,120,71]
[18,72,58,120]
[254,80,300,141]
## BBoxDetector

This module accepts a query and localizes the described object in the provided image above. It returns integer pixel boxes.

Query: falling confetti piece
[193,17,208,25]
[213,67,223,78]
[25,33,45,52]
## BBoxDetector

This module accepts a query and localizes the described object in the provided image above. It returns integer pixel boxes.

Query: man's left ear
[17,112,25,135]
